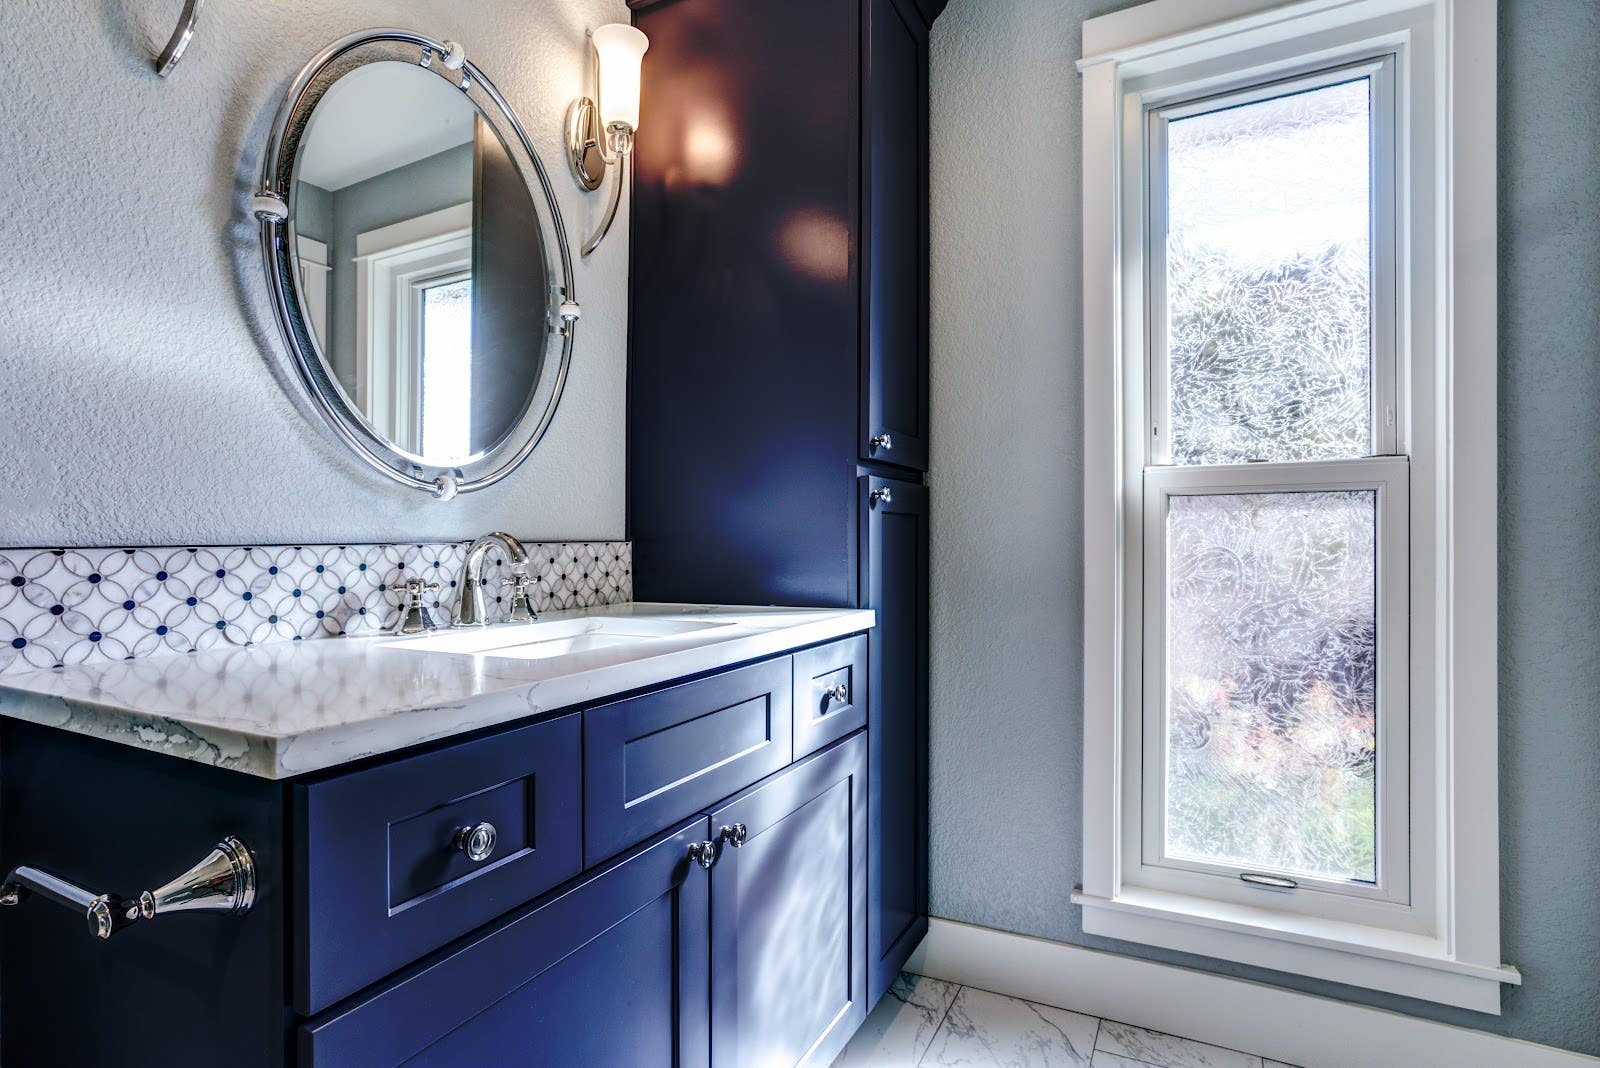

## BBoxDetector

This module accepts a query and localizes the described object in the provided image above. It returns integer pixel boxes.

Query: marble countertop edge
[0,604,875,779]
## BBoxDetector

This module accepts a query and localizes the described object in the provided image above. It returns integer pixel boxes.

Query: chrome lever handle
[1,837,256,940]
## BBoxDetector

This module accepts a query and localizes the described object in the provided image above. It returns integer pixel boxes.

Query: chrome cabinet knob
[822,682,849,707]
[453,822,498,863]
[718,823,748,849]
[870,486,893,507]
[870,433,893,452]
[687,840,718,870]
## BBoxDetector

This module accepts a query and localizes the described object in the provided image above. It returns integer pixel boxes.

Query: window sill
[1072,886,1520,1014]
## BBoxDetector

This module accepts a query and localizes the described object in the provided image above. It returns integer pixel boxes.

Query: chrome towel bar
[1,836,256,939]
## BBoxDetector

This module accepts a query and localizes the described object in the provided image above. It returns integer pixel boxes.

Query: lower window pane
[1164,490,1377,883]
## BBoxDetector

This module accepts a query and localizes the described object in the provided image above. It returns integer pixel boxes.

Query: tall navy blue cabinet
[627,0,938,1004]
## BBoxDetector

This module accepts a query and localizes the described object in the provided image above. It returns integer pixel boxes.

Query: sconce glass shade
[592,23,648,133]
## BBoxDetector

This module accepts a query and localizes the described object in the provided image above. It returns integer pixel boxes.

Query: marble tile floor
[833,973,1298,1068]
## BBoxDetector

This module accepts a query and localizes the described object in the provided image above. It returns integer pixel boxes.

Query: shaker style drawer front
[299,817,712,1068]
[791,635,868,758]
[294,713,582,1015]
[584,656,794,866]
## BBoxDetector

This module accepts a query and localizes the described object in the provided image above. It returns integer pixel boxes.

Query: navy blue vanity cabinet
[0,719,290,1067]
[584,656,795,866]
[299,817,713,1067]
[627,0,937,1017]
[627,0,861,609]
[863,0,931,473]
[792,633,869,758]
[707,732,869,1068]
[862,473,930,1001]
[293,712,583,1014]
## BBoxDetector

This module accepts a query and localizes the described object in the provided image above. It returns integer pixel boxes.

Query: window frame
[1074,0,1513,1014]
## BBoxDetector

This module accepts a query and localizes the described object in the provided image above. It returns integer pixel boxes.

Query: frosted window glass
[1165,490,1377,883]
[1165,79,1373,465]
[421,279,474,462]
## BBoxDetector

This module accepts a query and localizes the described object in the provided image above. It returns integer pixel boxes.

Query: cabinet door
[862,0,930,471]
[860,473,929,1002]
[299,818,712,1068]
[707,733,868,1068]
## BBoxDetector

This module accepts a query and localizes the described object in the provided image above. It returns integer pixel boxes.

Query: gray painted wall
[927,0,1599,1056]
[0,0,630,547]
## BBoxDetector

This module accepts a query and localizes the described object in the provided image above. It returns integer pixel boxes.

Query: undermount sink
[384,616,735,661]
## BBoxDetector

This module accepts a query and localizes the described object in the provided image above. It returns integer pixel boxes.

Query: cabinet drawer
[299,818,711,1068]
[294,713,581,1015]
[584,656,793,866]
[792,635,868,758]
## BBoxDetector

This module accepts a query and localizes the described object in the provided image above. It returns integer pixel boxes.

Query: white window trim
[1074,0,1514,1013]
[353,202,474,453]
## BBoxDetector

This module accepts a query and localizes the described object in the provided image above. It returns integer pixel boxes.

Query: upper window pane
[1164,78,1373,465]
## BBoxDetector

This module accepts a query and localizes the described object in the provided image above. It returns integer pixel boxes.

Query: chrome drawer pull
[453,822,499,863]
[0,836,256,940]
[822,682,849,708]
[687,840,719,870]
[870,486,893,507]
[717,823,748,849]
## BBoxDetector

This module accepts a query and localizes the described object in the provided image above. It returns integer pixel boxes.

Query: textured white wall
[0,0,630,547]
[927,0,1108,939]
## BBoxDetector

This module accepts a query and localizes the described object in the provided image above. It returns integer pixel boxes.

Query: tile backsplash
[0,541,631,675]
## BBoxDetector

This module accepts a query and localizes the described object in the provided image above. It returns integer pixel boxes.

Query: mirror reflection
[289,61,550,467]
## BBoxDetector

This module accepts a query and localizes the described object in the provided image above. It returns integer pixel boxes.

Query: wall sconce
[566,24,649,256]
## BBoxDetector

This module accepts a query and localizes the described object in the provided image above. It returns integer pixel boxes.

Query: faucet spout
[454,532,532,628]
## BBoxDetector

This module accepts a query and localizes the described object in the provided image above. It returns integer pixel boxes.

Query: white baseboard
[906,918,1596,1068]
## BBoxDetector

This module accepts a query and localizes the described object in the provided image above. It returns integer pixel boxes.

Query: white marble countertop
[0,603,874,779]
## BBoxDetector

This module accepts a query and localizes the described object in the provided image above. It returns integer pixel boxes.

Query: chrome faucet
[455,532,538,627]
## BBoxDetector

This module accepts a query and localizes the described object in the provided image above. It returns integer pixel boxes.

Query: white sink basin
[385,616,735,661]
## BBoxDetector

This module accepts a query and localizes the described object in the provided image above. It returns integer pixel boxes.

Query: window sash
[1145,56,1400,467]
[1130,457,1414,928]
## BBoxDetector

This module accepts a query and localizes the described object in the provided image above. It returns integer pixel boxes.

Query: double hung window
[1075,0,1511,1013]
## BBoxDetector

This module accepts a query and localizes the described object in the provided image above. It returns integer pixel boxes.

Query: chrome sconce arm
[566,110,634,257]
[566,24,649,256]
[0,837,256,940]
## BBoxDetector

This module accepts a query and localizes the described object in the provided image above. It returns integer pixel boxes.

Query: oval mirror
[252,31,578,499]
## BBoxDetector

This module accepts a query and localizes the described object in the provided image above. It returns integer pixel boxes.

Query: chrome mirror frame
[249,29,581,500]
